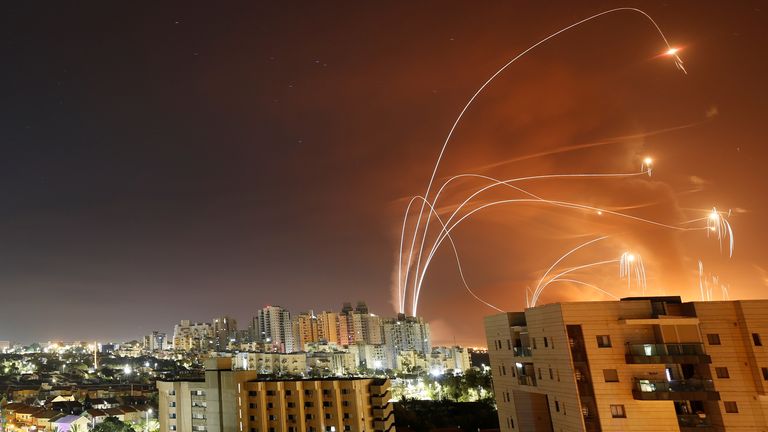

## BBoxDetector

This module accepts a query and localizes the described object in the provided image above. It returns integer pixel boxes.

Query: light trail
[530,236,610,306]
[545,278,620,301]
[531,259,619,307]
[400,7,684,315]
[412,196,709,315]
[411,169,651,312]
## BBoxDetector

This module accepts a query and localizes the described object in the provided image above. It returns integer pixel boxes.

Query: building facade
[382,315,431,369]
[157,358,395,432]
[254,306,295,353]
[485,296,768,432]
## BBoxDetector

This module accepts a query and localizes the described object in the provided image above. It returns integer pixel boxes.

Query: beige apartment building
[485,296,768,432]
[157,358,394,432]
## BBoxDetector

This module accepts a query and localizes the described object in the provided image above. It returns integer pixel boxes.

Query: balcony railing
[627,343,706,356]
[677,414,711,428]
[513,346,532,357]
[626,343,711,364]
[633,378,720,401]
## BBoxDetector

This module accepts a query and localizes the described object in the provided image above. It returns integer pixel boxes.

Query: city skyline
[2,2,767,346]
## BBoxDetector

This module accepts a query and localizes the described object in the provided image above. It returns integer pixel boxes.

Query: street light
[145,408,153,432]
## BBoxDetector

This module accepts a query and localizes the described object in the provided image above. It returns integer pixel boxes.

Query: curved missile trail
[405,195,506,312]
[400,7,684,315]
[531,259,619,307]
[544,279,620,301]
[410,169,651,312]
[531,236,610,306]
[412,196,709,315]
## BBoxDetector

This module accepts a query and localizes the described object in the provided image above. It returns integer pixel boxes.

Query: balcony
[625,343,711,364]
[633,379,720,401]
[677,414,713,431]
[512,346,532,357]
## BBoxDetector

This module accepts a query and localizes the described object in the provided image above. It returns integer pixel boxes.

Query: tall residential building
[484,296,768,432]
[212,316,238,351]
[317,312,341,344]
[172,320,213,352]
[157,358,395,432]
[144,331,166,352]
[254,306,295,353]
[382,314,431,369]
[293,311,320,351]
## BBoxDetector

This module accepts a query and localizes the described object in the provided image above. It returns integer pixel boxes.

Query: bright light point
[596,210,603,215]
[627,254,636,262]
[710,227,717,232]
[709,211,720,221]
[643,157,653,165]
[666,47,679,56]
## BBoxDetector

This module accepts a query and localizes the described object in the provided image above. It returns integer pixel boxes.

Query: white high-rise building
[172,320,213,352]
[383,314,431,369]
[254,305,295,353]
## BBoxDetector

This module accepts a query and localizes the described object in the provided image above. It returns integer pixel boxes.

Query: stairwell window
[596,335,612,348]
[753,333,763,346]
[610,404,626,418]
[715,367,730,379]
[706,334,721,345]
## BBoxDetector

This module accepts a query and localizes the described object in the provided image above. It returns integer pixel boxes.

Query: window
[266,390,275,396]
[603,369,619,382]
[707,334,721,345]
[549,368,553,380]
[323,401,332,407]
[724,401,738,413]
[267,402,273,408]
[537,368,542,380]
[305,402,314,408]
[753,333,763,346]
[544,337,549,348]
[762,367,768,380]
[506,339,511,350]
[285,390,292,396]
[269,428,275,432]
[304,390,312,396]
[249,403,255,409]
[322,389,330,396]
[325,413,331,419]
[344,426,351,431]
[610,404,626,418]
[269,415,276,421]
[306,414,313,420]
[532,338,537,349]
[250,416,255,421]
[343,413,350,419]
[510,417,514,428]
[341,389,348,395]
[501,365,506,376]
[287,402,295,408]
[715,367,730,378]
[555,400,560,412]
[249,391,257,397]
[596,335,612,348]
[556,369,560,382]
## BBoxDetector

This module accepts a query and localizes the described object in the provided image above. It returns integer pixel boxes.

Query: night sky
[1,2,767,345]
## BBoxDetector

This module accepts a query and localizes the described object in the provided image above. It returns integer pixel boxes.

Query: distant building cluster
[161,301,466,376]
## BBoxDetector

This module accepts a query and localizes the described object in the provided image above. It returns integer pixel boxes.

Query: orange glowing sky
[1,2,766,345]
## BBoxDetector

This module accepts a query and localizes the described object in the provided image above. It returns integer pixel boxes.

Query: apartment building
[485,296,768,432]
[157,358,395,432]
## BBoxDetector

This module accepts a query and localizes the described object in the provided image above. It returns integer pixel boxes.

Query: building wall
[485,299,768,432]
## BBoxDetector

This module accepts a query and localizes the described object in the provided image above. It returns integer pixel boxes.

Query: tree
[93,417,134,432]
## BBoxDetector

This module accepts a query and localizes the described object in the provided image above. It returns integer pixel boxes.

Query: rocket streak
[531,259,619,307]
[411,197,707,315]
[406,195,506,313]
[401,7,683,315]
[409,170,650,313]
[531,236,610,306]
